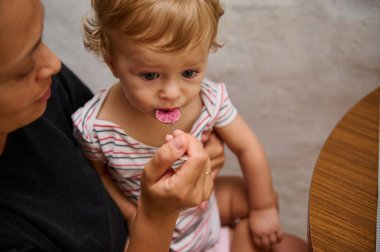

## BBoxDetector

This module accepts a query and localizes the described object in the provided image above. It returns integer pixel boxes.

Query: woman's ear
[104,53,119,78]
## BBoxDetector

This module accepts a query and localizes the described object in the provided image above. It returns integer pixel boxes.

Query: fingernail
[171,136,183,150]
[165,134,174,142]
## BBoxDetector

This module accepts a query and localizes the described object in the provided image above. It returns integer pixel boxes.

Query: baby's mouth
[155,108,181,124]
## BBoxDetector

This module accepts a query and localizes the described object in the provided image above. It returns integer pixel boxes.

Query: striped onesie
[72,79,237,252]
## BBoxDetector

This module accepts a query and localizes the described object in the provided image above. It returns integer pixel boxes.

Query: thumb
[143,135,187,184]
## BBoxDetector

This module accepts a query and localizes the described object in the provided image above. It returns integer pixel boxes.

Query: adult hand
[139,129,213,218]
[202,131,225,180]
[127,130,212,252]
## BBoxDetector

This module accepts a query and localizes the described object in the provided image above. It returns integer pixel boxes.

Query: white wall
[43,0,380,240]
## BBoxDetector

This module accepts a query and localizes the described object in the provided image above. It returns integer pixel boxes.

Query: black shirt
[0,64,127,251]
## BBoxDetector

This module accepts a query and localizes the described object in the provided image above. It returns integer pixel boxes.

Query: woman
[0,0,219,251]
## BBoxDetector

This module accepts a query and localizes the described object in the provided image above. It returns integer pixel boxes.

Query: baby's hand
[248,207,283,250]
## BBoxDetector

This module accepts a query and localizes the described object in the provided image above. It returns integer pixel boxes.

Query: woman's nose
[35,42,61,81]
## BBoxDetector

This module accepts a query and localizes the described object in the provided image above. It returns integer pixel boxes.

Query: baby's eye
[140,72,160,81]
[181,70,198,79]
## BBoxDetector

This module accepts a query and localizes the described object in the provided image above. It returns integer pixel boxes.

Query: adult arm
[127,130,213,252]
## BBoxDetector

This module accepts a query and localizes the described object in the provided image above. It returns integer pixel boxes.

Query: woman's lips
[39,88,51,102]
[155,108,181,124]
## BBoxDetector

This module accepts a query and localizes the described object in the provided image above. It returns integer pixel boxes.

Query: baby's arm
[216,114,282,248]
[90,161,137,229]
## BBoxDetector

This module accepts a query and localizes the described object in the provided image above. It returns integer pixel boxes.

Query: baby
[73,0,282,251]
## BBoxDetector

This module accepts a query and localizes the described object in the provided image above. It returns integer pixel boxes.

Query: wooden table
[308,87,379,251]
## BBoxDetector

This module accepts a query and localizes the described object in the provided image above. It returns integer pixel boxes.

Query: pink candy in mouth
[155,108,180,124]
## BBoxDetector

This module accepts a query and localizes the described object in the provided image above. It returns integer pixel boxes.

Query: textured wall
[44,0,380,240]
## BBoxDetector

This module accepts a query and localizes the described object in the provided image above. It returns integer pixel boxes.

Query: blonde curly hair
[83,0,224,59]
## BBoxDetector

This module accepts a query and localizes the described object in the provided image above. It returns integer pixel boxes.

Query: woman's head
[83,0,224,59]
[0,0,61,136]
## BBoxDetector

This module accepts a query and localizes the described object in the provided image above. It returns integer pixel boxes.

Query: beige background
[43,0,380,240]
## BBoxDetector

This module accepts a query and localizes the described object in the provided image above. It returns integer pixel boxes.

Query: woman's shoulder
[0,117,127,251]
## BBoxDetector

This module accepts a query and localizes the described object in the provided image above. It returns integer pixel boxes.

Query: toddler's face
[106,35,209,119]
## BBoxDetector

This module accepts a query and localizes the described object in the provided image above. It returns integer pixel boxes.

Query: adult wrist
[137,198,180,224]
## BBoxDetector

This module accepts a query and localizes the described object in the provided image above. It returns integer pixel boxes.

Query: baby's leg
[230,220,308,252]
[215,176,258,252]
[215,176,281,225]
[229,219,258,252]
[214,176,250,225]
[215,176,308,252]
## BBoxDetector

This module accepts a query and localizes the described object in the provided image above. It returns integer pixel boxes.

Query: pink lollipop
[155,108,180,124]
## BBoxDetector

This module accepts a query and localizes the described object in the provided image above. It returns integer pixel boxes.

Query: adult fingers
[269,233,279,246]
[259,236,271,250]
[173,130,213,204]
[183,157,212,207]
[202,158,214,201]
[253,236,262,248]
[172,130,208,182]
[143,134,187,184]
[201,130,212,143]
[203,131,225,174]
[203,131,224,158]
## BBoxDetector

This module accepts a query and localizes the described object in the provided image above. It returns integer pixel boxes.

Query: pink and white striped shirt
[72,79,237,252]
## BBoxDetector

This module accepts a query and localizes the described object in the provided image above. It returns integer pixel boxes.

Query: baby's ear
[104,53,119,78]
